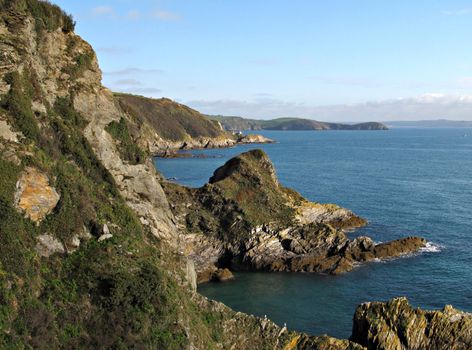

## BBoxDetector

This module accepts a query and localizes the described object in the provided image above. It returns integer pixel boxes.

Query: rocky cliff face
[163,149,425,282]
[0,2,468,350]
[0,2,372,349]
[351,298,472,350]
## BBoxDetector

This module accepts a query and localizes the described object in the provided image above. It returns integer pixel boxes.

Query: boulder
[36,234,65,258]
[14,167,60,223]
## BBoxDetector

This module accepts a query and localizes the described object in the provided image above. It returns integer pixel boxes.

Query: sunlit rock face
[15,167,60,223]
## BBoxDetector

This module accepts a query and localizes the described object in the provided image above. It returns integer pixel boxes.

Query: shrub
[106,118,146,165]
[2,71,39,141]
[0,0,75,33]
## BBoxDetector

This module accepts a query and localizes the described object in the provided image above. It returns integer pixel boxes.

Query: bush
[2,71,39,141]
[1,0,75,33]
[106,118,146,165]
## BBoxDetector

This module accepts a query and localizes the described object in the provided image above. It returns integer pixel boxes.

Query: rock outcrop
[14,167,60,223]
[163,149,426,282]
[236,133,275,144]
[351,297,472,350]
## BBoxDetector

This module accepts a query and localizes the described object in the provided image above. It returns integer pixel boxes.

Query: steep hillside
[116,94,274,155]
[210,115,389,131]
[0,2,471,350]
[0,1,362,349]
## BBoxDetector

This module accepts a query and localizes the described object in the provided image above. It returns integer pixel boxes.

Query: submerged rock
[211,268,234,282]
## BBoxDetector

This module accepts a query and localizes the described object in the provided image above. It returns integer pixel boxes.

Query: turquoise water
[154,129,472,338]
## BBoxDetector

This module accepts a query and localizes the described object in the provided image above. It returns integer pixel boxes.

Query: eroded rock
[351,297,472,350]
[36,234,65,257]
[163,150,426,281]
[14,167,60,223]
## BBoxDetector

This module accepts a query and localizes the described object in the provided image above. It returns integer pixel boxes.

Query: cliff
[0,1,364,348]
[0,1,469,349]
[163,149,425,282]
[115,93,274,156]
[210,115,389,131]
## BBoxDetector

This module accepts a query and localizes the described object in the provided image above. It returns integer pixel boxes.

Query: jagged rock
[98,233,113,242]
[164,150,426,279]
[0,117,20,142]
[211,268,234,282]
[186,259,197,292]
[236,133,275,144]
[36,234,65,257]
[351,297,472,350]
[14,167,60,223]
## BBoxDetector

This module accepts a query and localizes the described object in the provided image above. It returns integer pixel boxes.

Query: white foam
[419,241,443,253]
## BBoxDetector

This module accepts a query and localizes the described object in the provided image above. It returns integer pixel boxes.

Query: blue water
[154,129,472,339]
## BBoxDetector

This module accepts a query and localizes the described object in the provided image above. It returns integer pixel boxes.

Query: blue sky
[55,0,472,121]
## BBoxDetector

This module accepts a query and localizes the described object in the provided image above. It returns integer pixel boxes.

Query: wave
[419,241,443,253]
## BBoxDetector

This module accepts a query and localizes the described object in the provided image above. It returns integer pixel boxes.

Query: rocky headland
[0,1,470,349]
[210,115,389,132]
[115,93,274,158]
[162,149,426,283]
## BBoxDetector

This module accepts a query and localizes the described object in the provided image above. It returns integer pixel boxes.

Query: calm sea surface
[154,129,472,338]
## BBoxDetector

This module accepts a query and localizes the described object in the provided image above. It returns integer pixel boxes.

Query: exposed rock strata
[351,297,472,350]
[163,149,426,282]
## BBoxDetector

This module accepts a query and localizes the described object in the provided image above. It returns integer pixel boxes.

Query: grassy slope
[116,93,228,142]
[0,5,234,349]
[210,115,388,131]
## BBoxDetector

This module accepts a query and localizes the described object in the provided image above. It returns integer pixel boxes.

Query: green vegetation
[210,150,296,228]
[163,150,297,242]
[0,0,75,33]
[1,71,40,141]
[210,115,388,131]
[106,117,146,165]
[62,51,94,80]
[116,94,226,142]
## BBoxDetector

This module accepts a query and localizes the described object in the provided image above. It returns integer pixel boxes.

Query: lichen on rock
[14,167,60,223]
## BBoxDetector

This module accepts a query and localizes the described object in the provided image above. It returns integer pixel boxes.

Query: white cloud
[442,9,472,16]
[314,75,382,88]
[114,79,143,86]
[97,46,132,55]
[127,10,141,20]
[104,67,163,76]
[153,10,181,21]
[114,87,162,96]
[456,76,472,88]
[185,94,472,122]
[91,6,114,16]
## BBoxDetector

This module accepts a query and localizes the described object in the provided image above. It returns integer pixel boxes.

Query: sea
[153,128,472,339]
